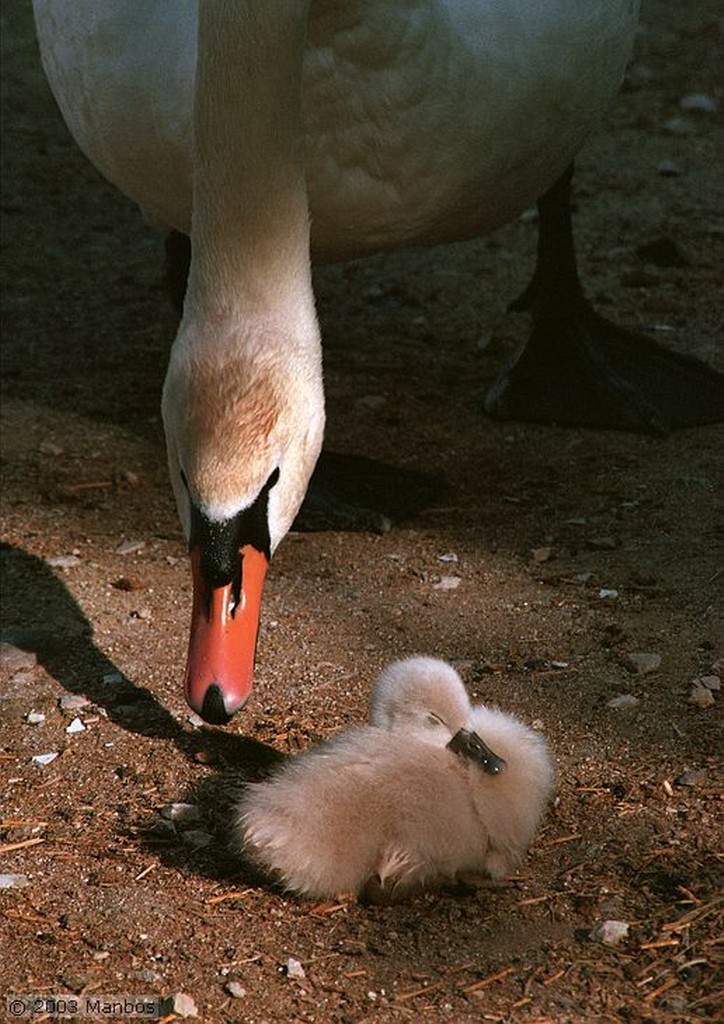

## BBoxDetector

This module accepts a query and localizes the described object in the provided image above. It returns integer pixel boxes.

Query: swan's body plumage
[33,2,637,258]
[32,1,641,720]
[235,657,554,901]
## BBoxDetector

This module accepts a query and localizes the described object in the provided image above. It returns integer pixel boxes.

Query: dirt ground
[1,2,722,1022]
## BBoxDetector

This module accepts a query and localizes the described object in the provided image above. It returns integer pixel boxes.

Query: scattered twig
[661,897,722,932]
[395,982,442,1003]
[134,863,157,881]
[0,820,49,828]
[640,937,680,950]
[206,889,255,904]
[0,836,45,854]
[643,976,678,1003]
[540,833,581,847]
[462,967,514,993]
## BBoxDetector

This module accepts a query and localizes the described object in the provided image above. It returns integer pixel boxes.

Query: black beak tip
[199,683,234,725]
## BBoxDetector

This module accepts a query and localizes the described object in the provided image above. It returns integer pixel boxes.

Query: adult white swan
[33,1,723,723]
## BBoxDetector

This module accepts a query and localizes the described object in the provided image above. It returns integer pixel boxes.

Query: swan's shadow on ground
[0,542,282,771]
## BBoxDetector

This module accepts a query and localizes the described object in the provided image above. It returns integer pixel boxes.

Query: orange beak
[184,543,269,723]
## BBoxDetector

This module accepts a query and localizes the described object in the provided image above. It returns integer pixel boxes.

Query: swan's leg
[164,230,192,316]
[163,235,444,533]
[485,164,724,432]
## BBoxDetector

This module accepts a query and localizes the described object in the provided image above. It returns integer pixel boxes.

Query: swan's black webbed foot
[294,451,446,534]
[485,164,724,433]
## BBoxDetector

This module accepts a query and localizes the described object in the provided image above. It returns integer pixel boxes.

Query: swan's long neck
[187,0,314,320]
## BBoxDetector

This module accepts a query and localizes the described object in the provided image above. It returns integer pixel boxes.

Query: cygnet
[233,656,554,902]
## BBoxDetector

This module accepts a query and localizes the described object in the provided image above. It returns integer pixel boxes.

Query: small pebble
[598,589,619,600]
[128,968,162,983]
[663,116,695,135]
[115,539,145,556]
[47,554,81,568]
[587,536,617,550]
[437,552,459,563]
[607,694,640,710]
[111,576,145,592]
[0,873,30,889]
[590,920,629,946]
[688,683,715,708]
[284,958,306,980]
[161,993,197,1019]
[657,159,681,177]
[225,981,247,999]
[59,694,91,711]
[187,713,205,728]
[26,711,46,725]
[433,576,461,590]
[0,642,37,672]
[356,394,387,410]
[102,671,123,686]
[32,752,59,766]
[679,92,718,114]
[675,768,708,788]
[39,440,64,456]
[697,675,720,691]
[160,803,202,825]
[531,546,552,563]
[66,717,86,734]
[623,652,661,675]
[476,333,493,353]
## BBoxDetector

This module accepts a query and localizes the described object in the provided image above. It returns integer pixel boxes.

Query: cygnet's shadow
[141,762,287,887]
[0,542,279,771]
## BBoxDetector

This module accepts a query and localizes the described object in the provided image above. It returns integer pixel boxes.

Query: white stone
[60,694,91,711]
[679,92,718,114]
[32,752,59,766]
[624,652,661,675]
[607,694,640,710]
[590,919,629,946]
[285,957,306,980]
[688,683,715,708]
[0,873,30,889]
[434,576,461,590]
[115,539,145,556]
[161,993,197,1018]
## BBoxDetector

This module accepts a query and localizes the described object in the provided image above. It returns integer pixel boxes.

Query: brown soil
[1,3,722,1022]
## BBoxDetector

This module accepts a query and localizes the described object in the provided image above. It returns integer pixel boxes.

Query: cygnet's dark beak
[447,728,507,774]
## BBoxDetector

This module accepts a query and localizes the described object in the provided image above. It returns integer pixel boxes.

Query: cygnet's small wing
[369,656,472,743]
[463,705,555,878]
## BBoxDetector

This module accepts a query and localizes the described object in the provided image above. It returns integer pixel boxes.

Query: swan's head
[370,656,506,774]
[162,314,324,724]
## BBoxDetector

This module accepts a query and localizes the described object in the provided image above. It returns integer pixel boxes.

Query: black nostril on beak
[200,683,233,725]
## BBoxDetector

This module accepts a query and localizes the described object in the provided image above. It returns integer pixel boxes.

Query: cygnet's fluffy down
[233,657,554,902]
